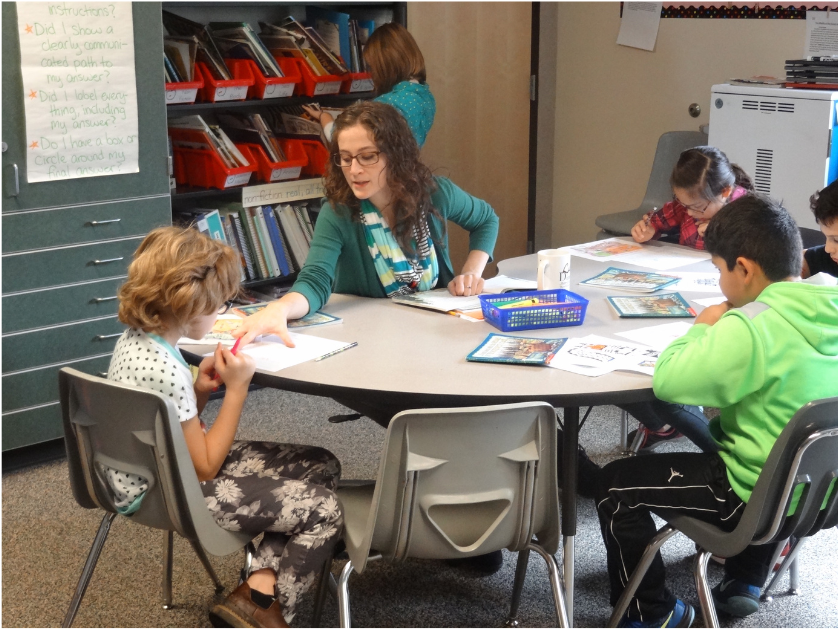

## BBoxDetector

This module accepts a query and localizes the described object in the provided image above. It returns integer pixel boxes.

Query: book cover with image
[580,267,679,293]
[233,303,342,328]
[467,333,567,366]
[607,293,696,318]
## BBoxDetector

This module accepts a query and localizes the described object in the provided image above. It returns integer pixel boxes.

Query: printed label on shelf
[166,88,198,105]
[262,83,295,99]
[350,78,375,93]
[214,85,249,102]
[242,179,325,207]
[224,172,252,188]
[270,166,303,181]
[313,81,342,96]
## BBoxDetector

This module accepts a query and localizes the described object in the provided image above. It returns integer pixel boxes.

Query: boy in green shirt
[595,195,838,628]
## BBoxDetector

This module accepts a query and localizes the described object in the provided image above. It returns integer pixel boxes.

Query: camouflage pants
[201,441,342,623]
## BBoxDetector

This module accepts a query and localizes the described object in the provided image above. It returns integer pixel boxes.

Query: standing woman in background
[303,22,436,147]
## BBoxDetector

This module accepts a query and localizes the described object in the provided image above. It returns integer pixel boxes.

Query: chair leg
[528,543,570,628]
[762,537,805,601]
[163,531,174,609]
[62,512,117,628]
[627,425,645,455]
[505,549,531,627]
[619,410,629,451]
[693,549,719,629]
[187,538,225,594]
[607,525,678,628]
[311,556,334,628]
[337,560,355,629]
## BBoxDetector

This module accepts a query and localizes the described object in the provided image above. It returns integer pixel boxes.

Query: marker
[213,338,243,383]
[499,298,540,309]
[315,341,358,361]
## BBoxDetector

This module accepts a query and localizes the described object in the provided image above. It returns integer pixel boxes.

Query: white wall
[551,3,806,247]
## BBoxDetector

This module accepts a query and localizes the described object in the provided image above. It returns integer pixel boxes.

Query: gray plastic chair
[58,367,254,627]
[607,396,838,628]
[594,130,709,239]
[320,402,568,628]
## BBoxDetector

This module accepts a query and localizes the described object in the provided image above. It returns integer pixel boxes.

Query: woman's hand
[631,215,656,243]
[232,292,311,349]
[213,343,255,391]
[301,104,334,128]
[448,273,485,297]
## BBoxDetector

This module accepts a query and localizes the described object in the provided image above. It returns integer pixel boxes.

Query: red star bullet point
[25,24,33,34]
[28,89,37,99]
[29,141,39,149]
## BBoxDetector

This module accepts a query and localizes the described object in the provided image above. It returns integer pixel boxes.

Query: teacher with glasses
[234,100,499,354]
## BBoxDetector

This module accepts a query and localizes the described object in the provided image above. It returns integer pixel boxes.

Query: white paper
[185,332,355,372]
[17,3,140,183]
[483,275,538,294]
[617,2,663,52]
[392,288,483,312]
[549,334,660,377]
[615,321,694,352]
[569,237,645,262]
[806,10,838,58]
[667,271,722,292]
[691,295,729,308]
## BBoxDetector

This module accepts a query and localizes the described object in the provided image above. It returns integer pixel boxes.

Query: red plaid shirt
[648,186,747,250]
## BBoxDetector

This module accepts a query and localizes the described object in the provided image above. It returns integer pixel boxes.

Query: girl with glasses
[631,146,754,250]
[302,22,435,148]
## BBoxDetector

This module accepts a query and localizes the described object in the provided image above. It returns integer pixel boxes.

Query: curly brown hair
[118,226,240,334]
[364,22,426,95]
[324,100,439,253]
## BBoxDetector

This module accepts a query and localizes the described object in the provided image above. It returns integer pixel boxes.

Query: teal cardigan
[375,81,436,147]
[291,177,500,313]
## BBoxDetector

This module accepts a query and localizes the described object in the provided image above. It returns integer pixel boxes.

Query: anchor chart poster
[17,2,140,183]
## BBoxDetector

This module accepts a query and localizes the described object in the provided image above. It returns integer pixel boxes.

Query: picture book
[570,238,643,259]
[549,334,661,377]
[467,334,567,366]
[179,314,242,344]
[607,293,696,318]
[232,303,342,328]
[391,288,483,313]
[579,267,679,293]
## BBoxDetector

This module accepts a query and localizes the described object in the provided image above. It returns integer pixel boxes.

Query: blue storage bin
[479,289,588,332]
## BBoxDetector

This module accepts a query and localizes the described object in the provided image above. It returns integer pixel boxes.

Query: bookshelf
[163,2,407,291]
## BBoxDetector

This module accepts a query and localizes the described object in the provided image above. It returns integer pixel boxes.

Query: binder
[262,206,292,276]
[254,206,282,277]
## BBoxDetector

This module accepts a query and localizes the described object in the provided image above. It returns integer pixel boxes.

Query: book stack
[164,36,199,83]
[180,202,318,283]
[785,58,838,89]
[168,115,252,171]
[308,7,375,74]
[163,11,232,81]
[259,17,349,77]
[218,113,287,162]
[208,22,285,79]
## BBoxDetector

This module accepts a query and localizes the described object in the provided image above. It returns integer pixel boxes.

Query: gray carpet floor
[3,388,837,628]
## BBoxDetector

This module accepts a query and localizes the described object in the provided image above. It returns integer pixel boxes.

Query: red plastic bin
[226,58,301,100]
[196,60,254,103]
[241,139,308,183]
[295,139,329,176]
[291,57,345,97]
[341,71,374,94]
[165,63,204,105]
[170,128,256,190]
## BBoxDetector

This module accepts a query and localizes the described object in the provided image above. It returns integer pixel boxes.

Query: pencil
[315,341,358,362]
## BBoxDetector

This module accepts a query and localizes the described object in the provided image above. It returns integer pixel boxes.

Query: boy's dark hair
[704,194,802,281]
[670,146,754,201]
[810,179,838,226]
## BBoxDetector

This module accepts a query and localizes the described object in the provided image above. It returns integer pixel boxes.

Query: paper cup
[537,248,571,291]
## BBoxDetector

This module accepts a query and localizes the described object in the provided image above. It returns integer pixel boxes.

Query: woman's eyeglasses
[217,300,234,315]
[334,151,381,168]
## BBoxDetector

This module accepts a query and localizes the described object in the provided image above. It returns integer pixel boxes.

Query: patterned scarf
[361,201,438,296]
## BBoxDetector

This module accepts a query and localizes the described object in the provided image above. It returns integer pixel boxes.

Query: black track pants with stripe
[595,452,779,621]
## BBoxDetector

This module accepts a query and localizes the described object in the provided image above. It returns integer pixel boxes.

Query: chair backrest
[638,130,709,213]
[59,367,251,556]
[346,402,559,573]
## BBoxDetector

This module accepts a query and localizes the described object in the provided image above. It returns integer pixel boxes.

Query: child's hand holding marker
[631,207,657,243]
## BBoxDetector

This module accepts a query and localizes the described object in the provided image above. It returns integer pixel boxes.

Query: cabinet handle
[91,257,124,265]
[12,163,19,196]
[88,219,122,226]
[94,333,123,340]
[91,296,118,303]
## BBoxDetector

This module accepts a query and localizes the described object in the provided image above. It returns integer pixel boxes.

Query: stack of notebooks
[259,17,349,77]
[785,58,838,89]
[163,11,286,81]
[218,113,287,163]
[181,203,317,283]
[168,115,252,170]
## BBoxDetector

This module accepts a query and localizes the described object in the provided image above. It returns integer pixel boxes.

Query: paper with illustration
[548,334,661,377]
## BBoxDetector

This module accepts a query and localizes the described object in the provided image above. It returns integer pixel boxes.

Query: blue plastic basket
[479,289,589,332]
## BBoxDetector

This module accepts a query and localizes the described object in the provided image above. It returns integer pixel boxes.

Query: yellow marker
[498,298,540,309]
